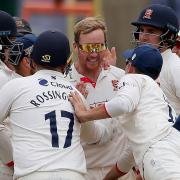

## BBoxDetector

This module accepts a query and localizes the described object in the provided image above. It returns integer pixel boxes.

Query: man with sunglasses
[131,4,180,118]
[66,17,135,180]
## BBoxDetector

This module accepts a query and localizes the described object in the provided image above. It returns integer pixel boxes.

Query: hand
[75,82,88,98]
[101,47,117,70]
[69,91,88,123]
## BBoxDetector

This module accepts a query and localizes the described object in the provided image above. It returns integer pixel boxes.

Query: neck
[75,61,102,82]
[35,64,65,74]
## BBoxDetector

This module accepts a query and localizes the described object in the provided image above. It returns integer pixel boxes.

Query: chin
[86,64,99,70]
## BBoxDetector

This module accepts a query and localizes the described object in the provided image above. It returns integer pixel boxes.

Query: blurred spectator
[13,16,32,36]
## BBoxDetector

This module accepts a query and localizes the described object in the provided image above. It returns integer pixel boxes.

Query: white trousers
[142,128,180,180]
[16,170,85,180]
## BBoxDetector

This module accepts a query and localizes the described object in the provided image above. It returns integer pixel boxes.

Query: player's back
[119,74,176,165]
[2,69,86,178]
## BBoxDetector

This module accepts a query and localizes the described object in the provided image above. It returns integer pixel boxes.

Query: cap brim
[17,29,32,34]
[131,21,164,30]
[122,49,134,59]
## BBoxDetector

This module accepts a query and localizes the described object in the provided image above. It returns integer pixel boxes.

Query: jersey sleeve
[81,118,114,145]
[0,81,16,123]
[172,62,180,101]
[0,81,16,164]
[0,126,13,164]
[105,75,142,117]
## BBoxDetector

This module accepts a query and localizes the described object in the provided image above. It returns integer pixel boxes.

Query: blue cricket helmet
[131,4,179,34]
[131,4,179,48]
[0,10,17,37]
[9,33,37,65]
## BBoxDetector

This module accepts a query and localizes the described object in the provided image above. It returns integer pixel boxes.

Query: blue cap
[0,10,17,37]
[9,33,37,65]
[122,49,134,60]
[124,45,163,80]
[32,30,70,68]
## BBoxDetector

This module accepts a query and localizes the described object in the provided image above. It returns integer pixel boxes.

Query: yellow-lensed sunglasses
[78,43,107,53]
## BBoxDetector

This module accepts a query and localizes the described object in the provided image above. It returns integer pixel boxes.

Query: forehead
[139,25,163,33]
[79,29,105,44]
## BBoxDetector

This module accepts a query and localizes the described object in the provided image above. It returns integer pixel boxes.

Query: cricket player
[131,4,180,116]
[66,17,135,180]
[0,30,86,180]
[69,45,180,180]
[0,10,22,180]
[9,34,37,76]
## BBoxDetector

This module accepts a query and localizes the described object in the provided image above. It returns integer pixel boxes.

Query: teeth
[89,59,96,62]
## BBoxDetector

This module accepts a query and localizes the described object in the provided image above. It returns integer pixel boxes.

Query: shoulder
[164,51,180,75]
[2,76,29,88]
[120,74,148,87]
[108,65,125,79]
[162,49,180,65]
[0,70,11,88]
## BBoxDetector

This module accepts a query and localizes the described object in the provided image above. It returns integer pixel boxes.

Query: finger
[111,47,117,60]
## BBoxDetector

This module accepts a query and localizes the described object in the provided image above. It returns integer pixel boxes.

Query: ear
[20,58,29,68]
[129,64,136,73]
[30,60,37,71]
[126,63,135,73]
[73,41,78,53]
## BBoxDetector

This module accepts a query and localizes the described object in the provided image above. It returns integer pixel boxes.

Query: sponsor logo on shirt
[39,79,49,86]
[38,78,73,90]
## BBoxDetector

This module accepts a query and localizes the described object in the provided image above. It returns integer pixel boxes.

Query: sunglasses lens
[79,43,106,53]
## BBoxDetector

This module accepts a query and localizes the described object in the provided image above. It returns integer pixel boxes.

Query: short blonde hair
[74,16,107,44]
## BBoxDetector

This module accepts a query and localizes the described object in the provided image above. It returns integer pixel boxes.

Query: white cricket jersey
[66,64,129,168]
[105,74,176,167]
[0,60,20,170]
[0,70,86,179]
[0,60,20,89]
[160,49,180,115]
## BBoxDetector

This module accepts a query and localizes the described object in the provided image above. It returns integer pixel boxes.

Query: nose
[89,51,98,57]
[139,32,149,42]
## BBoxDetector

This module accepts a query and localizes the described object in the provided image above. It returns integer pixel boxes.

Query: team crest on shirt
[112,80,119,91]
[143,8,153,19]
